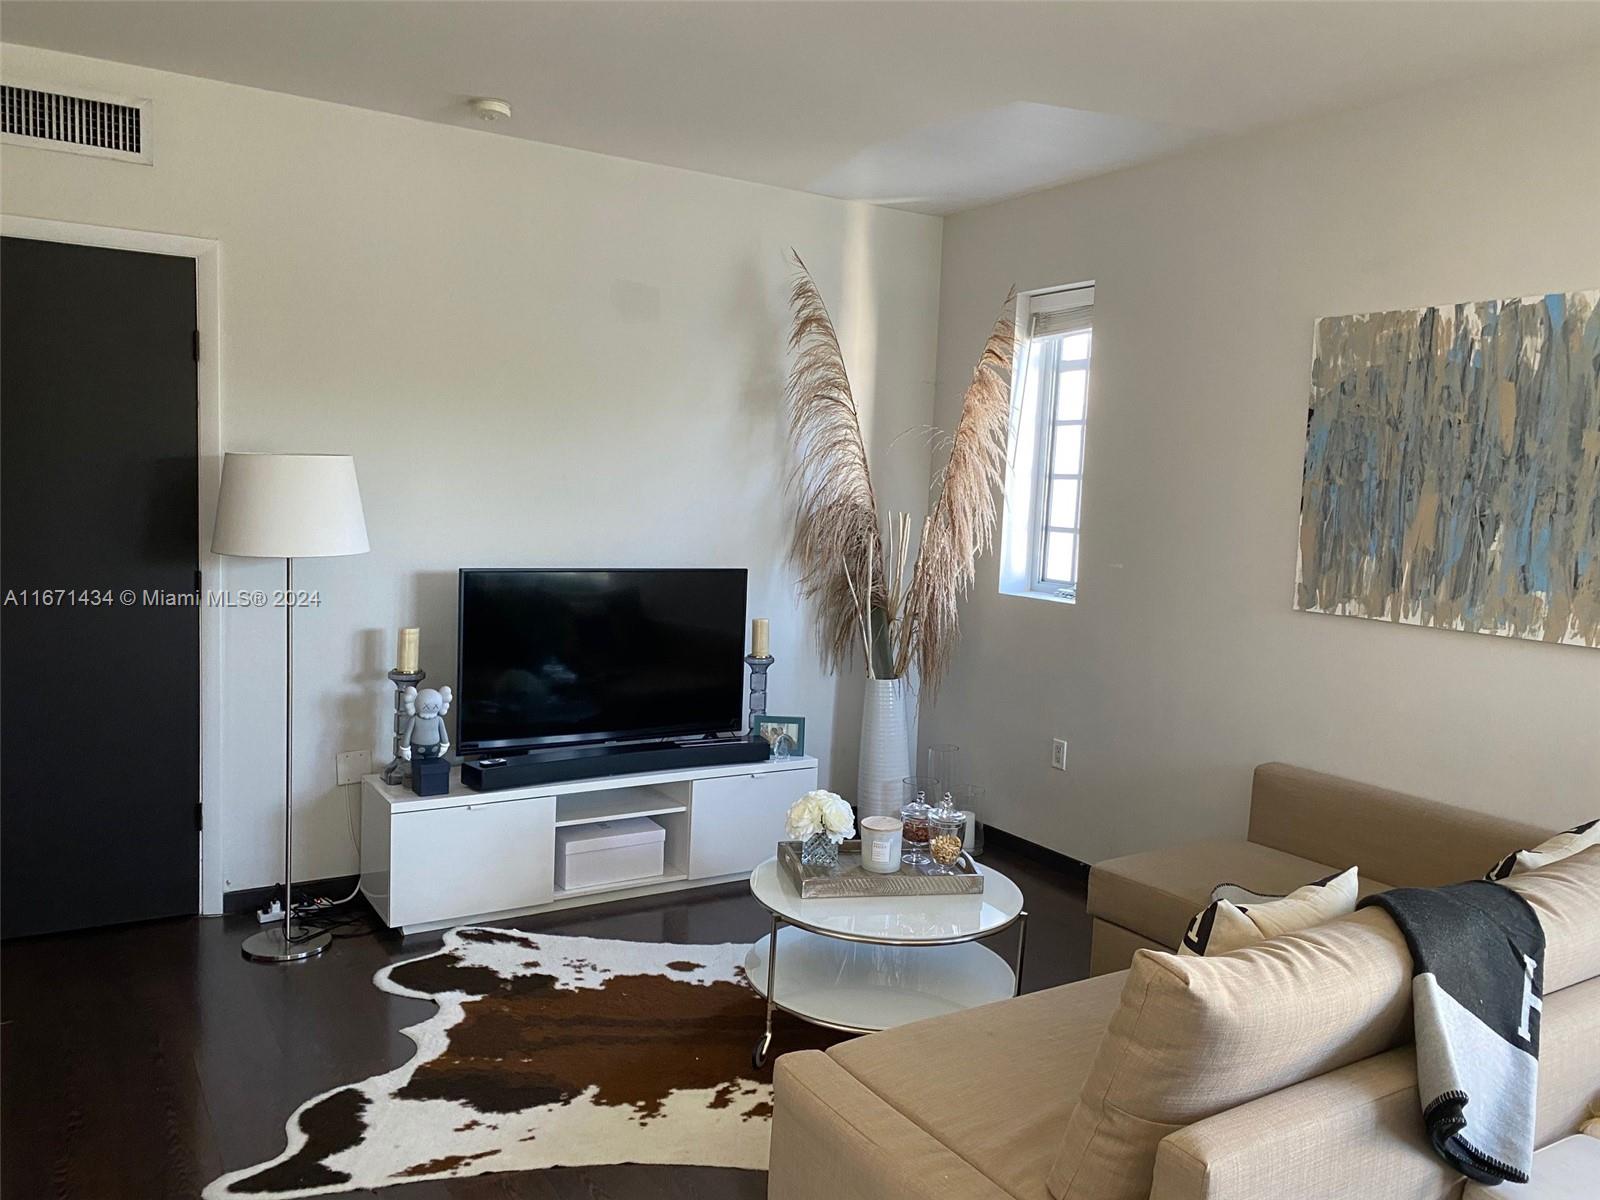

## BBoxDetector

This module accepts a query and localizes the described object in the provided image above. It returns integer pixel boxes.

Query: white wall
[925,53,1600,863]
[1,44,942,901]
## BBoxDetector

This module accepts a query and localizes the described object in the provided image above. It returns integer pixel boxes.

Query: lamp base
[241,924,331,963]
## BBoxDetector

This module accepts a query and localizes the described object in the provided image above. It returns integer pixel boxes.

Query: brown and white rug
[204,926,839,1197]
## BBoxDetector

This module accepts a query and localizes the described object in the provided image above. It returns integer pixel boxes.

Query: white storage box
[555,817,666,891]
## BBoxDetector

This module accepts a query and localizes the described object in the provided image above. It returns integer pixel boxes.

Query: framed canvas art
[1297,290,1600,648]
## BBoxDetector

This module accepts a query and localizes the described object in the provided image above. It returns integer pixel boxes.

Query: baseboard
[223,874,361,916]
[983,825,1090,886]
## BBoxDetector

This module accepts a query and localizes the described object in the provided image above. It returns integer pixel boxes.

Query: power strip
[257,899,284,924]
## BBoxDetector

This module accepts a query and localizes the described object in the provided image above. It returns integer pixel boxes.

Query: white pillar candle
[751,617,771,659]
[397,627,420,674]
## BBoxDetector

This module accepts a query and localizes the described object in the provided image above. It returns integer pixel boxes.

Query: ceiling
[6,1,1600,214]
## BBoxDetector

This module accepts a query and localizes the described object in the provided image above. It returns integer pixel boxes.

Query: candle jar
[859,815,903,874]
[900,777,936,869]
[927,810,966,874]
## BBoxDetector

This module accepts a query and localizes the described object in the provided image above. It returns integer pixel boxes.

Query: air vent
[1,84,150,163]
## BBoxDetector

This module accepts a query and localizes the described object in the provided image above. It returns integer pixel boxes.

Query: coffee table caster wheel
[753,1032,772,1070]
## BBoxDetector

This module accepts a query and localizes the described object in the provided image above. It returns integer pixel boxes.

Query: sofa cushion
[1179,866,1360,956]
[771,1051,1011,1200]
[1248,762,1548,889]
[1489,820,1600,880]
[1047,908,1416,1200]
[1088,918,1166,976]
[828,970,1127,1200]
[1501,845,1600,991]
[1050,847,1600,1200]
[1152,976,1600,1200]
[1088,837,1388,949]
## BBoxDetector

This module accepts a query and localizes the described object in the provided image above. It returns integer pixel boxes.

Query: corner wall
[1,44,942,901]
[925,53,1600,862]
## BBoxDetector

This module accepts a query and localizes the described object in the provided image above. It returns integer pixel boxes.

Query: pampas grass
[904,301,1015,689]
[785,251,1014,694]
[785,253,888,675]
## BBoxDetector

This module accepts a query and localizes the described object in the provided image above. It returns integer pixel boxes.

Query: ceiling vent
[1,84,150,163]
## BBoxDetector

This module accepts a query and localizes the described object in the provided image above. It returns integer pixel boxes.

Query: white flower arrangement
[785,789,855,844]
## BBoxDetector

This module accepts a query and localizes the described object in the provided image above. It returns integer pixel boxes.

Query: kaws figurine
[399,685,452,761]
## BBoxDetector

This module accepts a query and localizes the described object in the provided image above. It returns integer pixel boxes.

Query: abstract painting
[1296,290,1600,647]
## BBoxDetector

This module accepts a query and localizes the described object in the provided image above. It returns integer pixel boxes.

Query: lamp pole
[241,555,331,962]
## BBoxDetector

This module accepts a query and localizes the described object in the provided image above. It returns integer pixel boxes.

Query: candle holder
[744,653,774,736]
[382,668,426,784]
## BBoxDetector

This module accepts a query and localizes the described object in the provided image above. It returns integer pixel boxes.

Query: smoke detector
[468,97,512,122]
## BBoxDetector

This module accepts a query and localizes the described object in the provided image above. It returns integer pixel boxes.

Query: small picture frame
[754,715,805,759]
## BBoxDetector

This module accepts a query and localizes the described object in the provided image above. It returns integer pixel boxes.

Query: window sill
[999,583,1076,606]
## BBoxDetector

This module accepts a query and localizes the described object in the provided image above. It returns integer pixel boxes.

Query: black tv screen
[456,568,747,752]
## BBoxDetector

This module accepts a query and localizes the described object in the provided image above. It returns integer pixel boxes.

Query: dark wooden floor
[1,843,1090,1200]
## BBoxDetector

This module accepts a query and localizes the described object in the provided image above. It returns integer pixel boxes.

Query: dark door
[2,237,200,938]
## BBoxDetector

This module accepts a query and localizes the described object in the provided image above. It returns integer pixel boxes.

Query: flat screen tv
[456,568,747,754]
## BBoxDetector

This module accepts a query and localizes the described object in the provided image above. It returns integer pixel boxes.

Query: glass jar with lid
[927,803,967,874]
[900,776,936,869]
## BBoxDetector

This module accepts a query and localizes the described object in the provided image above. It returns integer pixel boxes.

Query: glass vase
[926,743,960,807]
[800,832,839,867]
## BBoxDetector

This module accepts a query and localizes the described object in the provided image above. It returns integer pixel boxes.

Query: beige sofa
[770,846,1600,1200]
[1087,763,1548,974]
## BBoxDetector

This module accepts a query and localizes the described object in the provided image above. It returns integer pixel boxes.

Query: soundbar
[462,736,772,791]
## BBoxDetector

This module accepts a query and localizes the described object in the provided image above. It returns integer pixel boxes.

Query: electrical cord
[294,780,365,911]
[274,780,371,942]
[287,896,380,942]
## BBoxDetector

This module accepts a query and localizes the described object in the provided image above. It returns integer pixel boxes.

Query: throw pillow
[1180,866,1358,957]
[1209,870,1340,906]
[1487,820,1600,880]
[1045,848,1600,1200]
[1046,907,1414,1200]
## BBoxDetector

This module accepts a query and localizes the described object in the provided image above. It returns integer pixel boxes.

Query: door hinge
[194,802,204,831]
[192,329,200,362]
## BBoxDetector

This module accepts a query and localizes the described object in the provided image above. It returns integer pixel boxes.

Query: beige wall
[926,53,1600,863]
[1,44,942,902]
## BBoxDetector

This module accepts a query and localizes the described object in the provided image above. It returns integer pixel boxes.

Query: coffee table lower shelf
[744,924,1020,1066]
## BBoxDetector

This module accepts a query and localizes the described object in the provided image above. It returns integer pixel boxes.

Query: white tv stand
[360,754,819,933]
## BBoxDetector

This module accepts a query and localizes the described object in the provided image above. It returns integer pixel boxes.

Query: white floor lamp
[212,453,370,963]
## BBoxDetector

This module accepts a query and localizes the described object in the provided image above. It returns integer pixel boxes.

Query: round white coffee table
[744,856,1027,1066]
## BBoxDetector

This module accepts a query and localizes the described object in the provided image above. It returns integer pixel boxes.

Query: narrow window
[1000,283,1094,603]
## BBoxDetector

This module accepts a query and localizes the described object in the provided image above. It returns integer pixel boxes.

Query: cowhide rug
[204,927,839,1197]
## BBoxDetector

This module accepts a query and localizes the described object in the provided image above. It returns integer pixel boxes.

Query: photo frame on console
[754,715,805,758]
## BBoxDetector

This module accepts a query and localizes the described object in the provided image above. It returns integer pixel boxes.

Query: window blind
[1025,284,1094,339]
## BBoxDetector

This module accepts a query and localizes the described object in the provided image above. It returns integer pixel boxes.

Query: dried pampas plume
[785,251,887,674]
[905,299,1015,691]
[784,249,1015,694]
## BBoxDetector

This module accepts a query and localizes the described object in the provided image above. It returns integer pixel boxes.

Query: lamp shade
[212,453,370,558]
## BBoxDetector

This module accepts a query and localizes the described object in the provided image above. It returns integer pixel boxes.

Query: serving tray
[777,840,985,897]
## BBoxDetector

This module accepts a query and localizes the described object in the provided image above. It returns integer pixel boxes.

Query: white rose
[785,794,824,840]
[818,793,855,838]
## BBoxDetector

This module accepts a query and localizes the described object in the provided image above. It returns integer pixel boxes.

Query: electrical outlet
[1051,738,1068,771]
[336,750,372,785]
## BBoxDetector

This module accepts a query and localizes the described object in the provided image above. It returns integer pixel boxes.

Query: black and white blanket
[1360,881,1546,1185]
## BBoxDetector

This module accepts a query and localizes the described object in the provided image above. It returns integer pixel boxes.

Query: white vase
[857,677,914,821]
